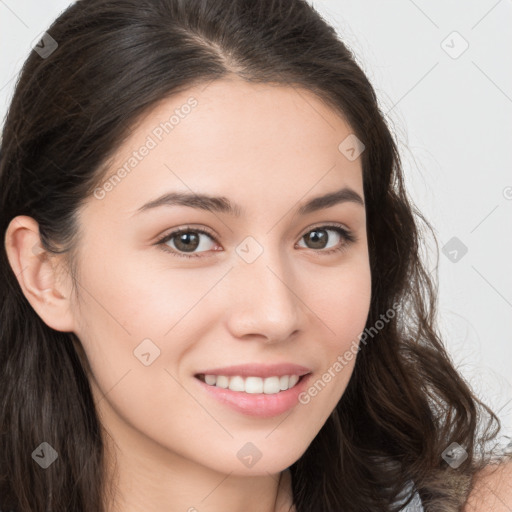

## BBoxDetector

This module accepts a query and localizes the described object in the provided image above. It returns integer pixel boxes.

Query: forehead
[89,77,364,217]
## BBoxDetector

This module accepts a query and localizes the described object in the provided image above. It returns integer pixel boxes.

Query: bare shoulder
[463,459,512,511]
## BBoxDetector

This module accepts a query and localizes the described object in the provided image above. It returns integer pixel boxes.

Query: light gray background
[1,1,511,438]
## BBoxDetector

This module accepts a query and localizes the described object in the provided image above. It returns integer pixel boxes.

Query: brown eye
[173,231,200,252]
[297,225,356,254]
[157,228,217,259]
[302,228,330,249]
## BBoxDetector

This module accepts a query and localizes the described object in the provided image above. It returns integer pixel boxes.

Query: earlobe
[4,215,75,332]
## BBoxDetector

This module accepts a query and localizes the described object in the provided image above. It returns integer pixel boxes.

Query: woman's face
[71,77,372,476]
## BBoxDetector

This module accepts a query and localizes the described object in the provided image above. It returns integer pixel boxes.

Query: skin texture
[463,461,512,511]
[5,77,372,511]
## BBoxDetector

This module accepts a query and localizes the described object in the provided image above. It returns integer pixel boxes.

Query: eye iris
[175,232,199,252]
[305,229,327,249]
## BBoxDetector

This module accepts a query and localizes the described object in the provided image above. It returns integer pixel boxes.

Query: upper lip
[195,363,312,379]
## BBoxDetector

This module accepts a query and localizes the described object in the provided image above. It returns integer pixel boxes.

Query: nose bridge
[227,236,302,339]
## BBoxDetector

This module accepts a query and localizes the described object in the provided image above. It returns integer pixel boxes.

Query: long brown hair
[0,0,506,510]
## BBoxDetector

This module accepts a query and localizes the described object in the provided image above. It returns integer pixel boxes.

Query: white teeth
[288,375,299,388]
[216,375,229,389]
[205,375,217,385]
[229,376,245,392]
[245,377,263,394]
[263,376,281,394]
[201,374,302,394]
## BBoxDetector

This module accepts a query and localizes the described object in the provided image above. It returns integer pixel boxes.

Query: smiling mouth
[195,373,307,394]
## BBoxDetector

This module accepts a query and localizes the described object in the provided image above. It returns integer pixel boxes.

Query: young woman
[1,0,510,511]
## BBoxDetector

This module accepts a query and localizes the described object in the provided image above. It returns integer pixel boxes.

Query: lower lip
[195,374,312,418]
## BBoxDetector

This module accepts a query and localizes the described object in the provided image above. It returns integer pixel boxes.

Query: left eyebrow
[296,187,365,215]
[132,186,364,218]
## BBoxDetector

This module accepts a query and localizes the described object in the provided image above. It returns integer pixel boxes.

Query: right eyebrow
[133,191,242,217]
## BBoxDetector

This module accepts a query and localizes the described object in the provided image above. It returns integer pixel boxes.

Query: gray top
[399,492,424,511]
[395,481,424,511]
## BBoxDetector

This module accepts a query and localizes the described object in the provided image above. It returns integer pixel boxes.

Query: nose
[224,249,305,344]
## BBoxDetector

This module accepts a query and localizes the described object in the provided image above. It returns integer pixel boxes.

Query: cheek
[73,248,208,342]
[302,261,371,400]
[70,255,210,449]
[71,249,229,408]
[311,259,372,346]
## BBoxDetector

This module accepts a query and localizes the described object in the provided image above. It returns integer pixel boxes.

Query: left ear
[4,215,76,332]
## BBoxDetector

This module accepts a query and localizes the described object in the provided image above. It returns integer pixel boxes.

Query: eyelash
[155,223,357,259]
